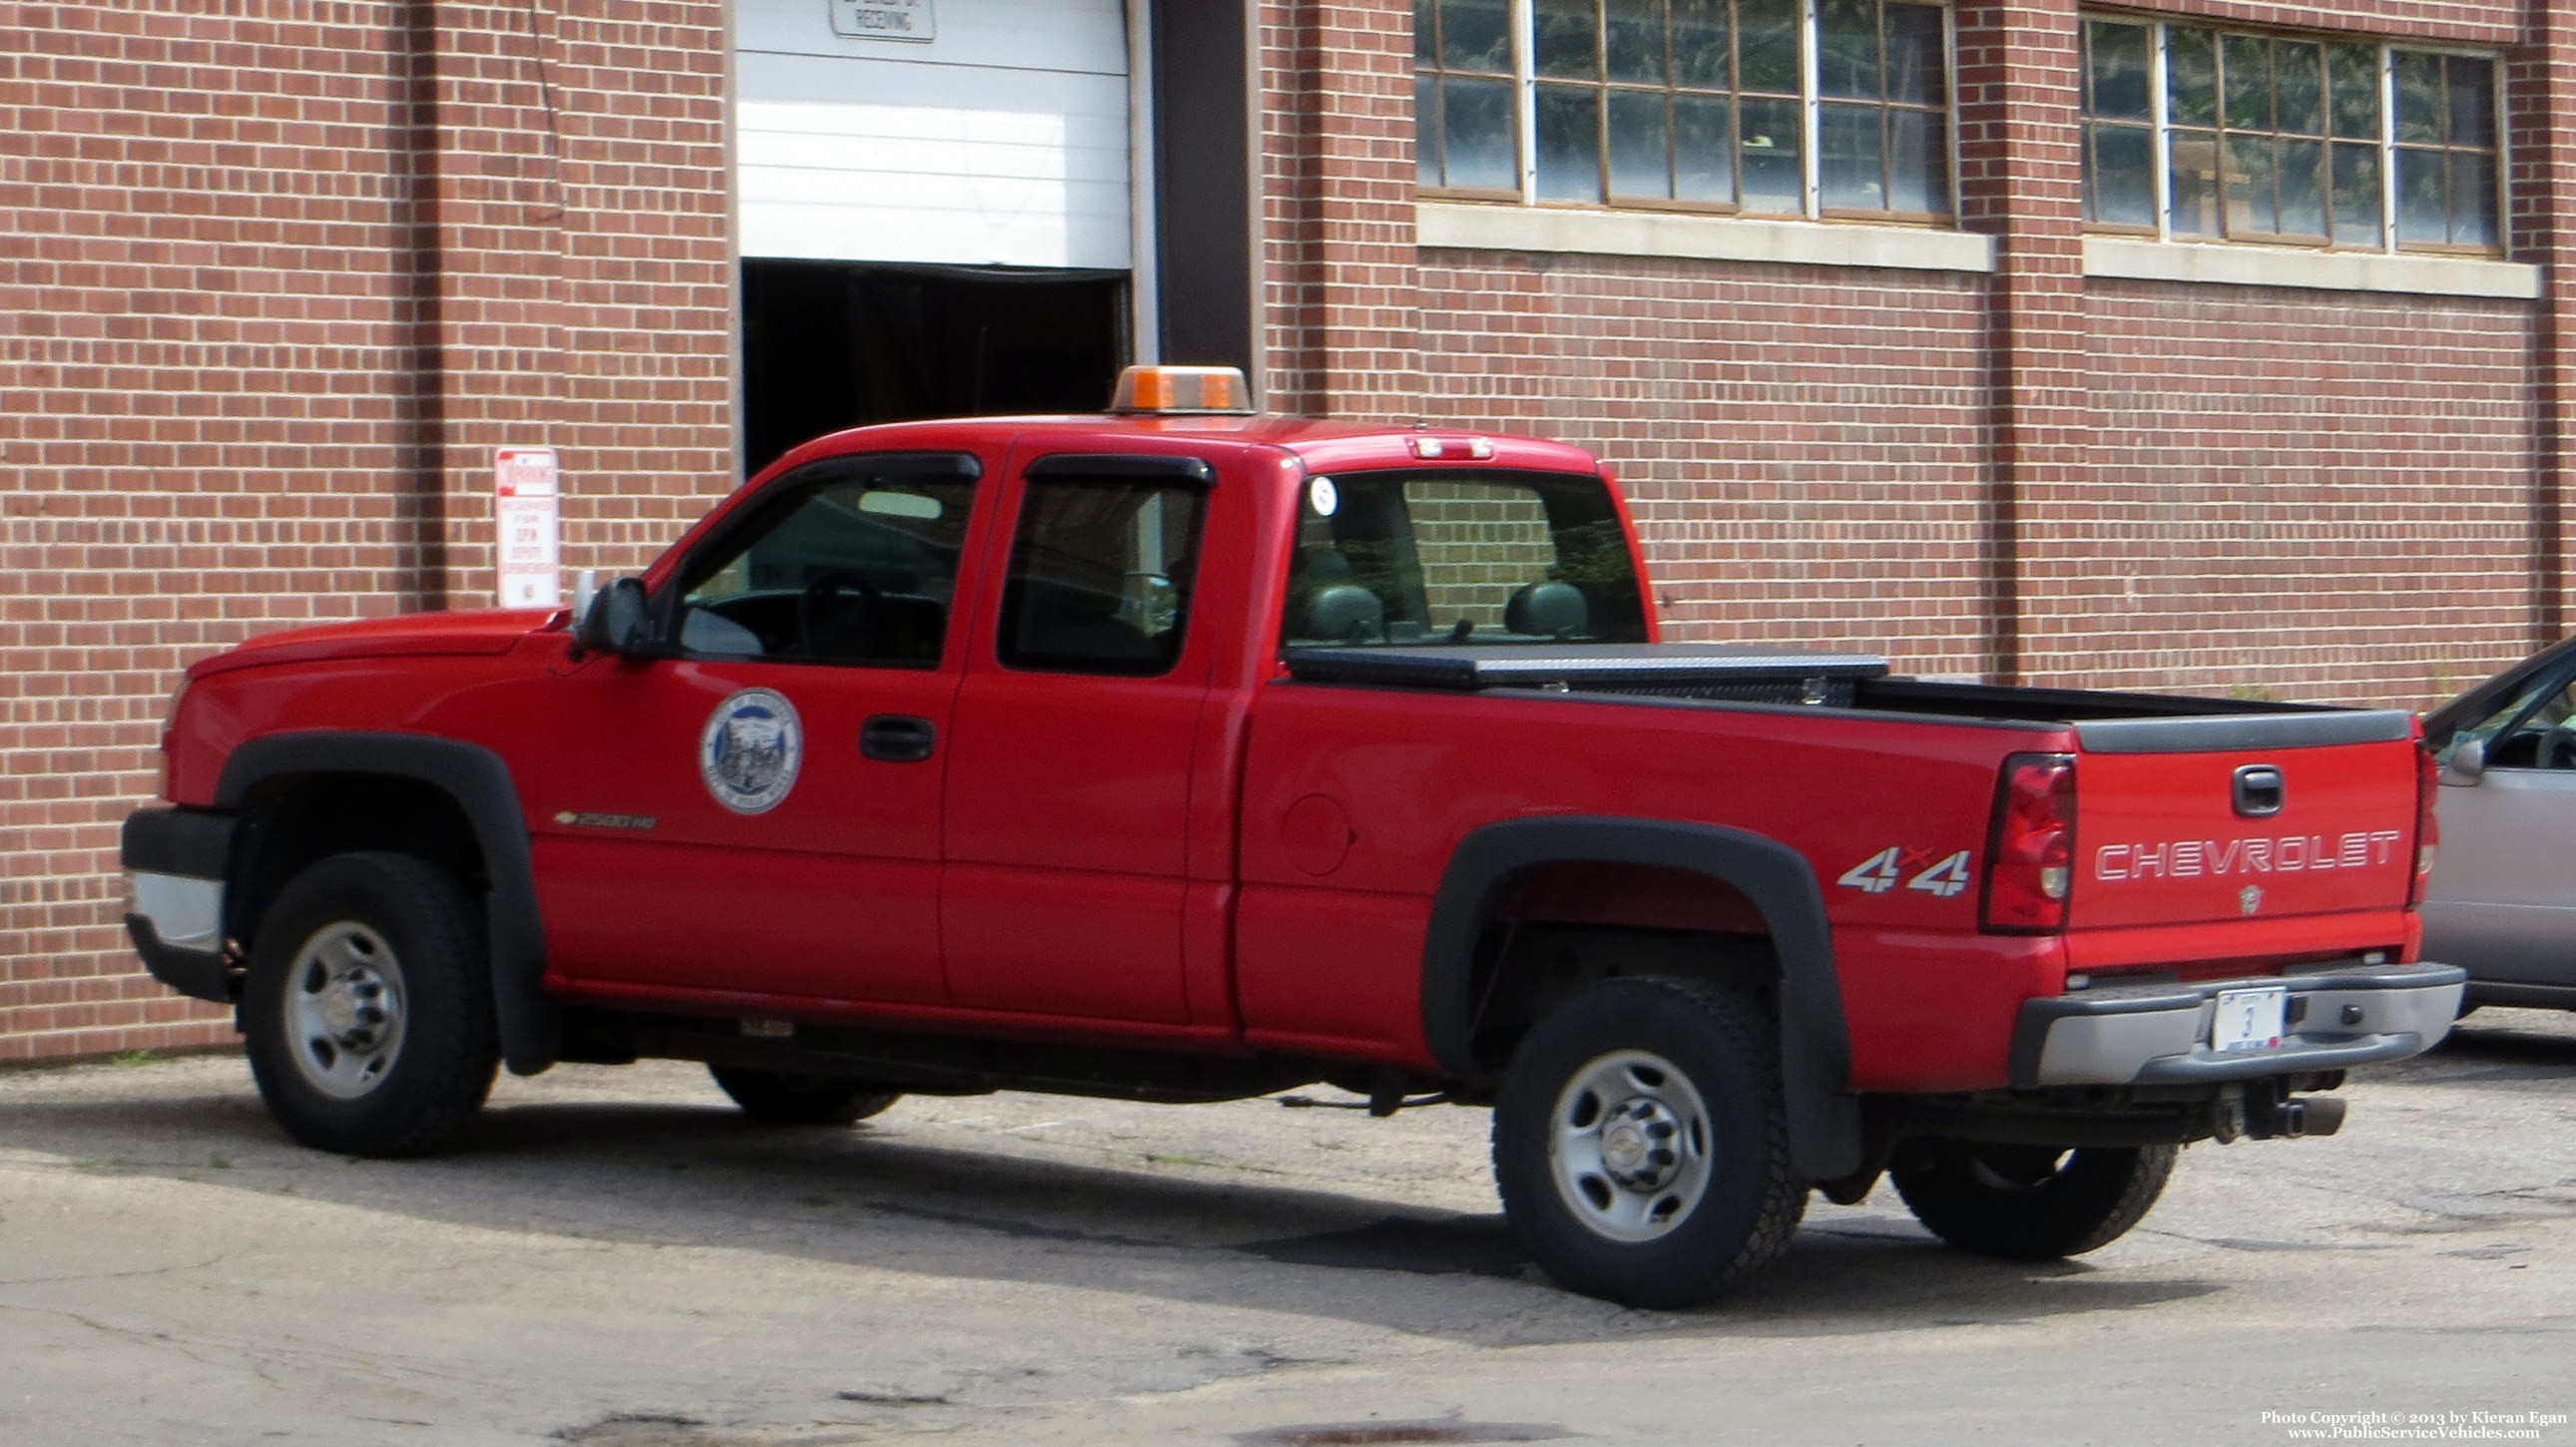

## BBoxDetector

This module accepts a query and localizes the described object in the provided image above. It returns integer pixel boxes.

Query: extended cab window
[673,456,977,667]
[1282,470,1647,647]
[996,459,1209,677]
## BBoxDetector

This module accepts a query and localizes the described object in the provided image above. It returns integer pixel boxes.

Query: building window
[2082,17,2499,253]
[1415,0,1953,221]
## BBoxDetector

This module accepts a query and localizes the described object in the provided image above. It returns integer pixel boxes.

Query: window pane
[2224,35,2272,132]
[1819,102,1885,209]
[2448,56,2495,151]
[1886,3,1944,106]
[1537,0,1598,80]
[1673,92,1736,203]
[2168,27,2218,128]
[2277,41,2323,136]
[1416,74,1442,187]
[1739,0,1800,93]
[1416,0,1437,63]
[1672,0,1729,88]
[2395,146,2445,243]
[1537,84,1604,202]
[2394,50,2442,144]
[1607,90,1674,198]
[682,465,978,667]
[2451,151,2497,247]
[1442,76,1520,190]
[1888,106,1948,214]
[2085,20,2151,122]
[1739,96,1803,212]
[2224,132,2276,235]
[2278,137,2325,238]
[1605,0,1665,84]
[2088,124,2155,228]
[2329,140,2381,246]
[2327,43,2379,140]
[1000,477,1206,678]
[1817,0,1879,100]
[2170,130,2221,236]
[1441,0,1513,72]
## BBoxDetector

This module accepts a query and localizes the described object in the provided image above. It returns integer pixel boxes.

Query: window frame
[1415,0,1961,225]
[2079,13,2505,257]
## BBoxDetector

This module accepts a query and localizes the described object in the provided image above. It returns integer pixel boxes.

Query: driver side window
[675,458,978,668]
[2451,670,2576,769]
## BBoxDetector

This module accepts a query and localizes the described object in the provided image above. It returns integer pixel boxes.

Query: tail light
[1983,752,2077,933]
[2409,742,2439,907]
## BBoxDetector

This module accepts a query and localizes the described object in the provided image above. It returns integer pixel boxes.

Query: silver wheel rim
[1547,1048,1715,1243]
[282,922,407,1100]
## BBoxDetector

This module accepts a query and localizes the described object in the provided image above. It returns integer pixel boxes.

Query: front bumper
[2011,960,2466,1088]
[121,806,242,1004]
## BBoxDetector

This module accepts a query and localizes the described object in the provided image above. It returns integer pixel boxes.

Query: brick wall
[2039,283,2538,708]
[0,0,730,1064]
[1415,254,1998,671]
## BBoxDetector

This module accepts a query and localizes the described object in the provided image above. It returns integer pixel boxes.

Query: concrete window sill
[1415,202,1997,274]
[2083,237,2540,299]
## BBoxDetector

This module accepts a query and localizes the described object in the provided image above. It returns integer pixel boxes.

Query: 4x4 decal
[1837,846,1973,899]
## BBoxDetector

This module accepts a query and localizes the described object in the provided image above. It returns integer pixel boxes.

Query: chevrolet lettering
[116,364,2464,1312]
[2094,829,2407,881]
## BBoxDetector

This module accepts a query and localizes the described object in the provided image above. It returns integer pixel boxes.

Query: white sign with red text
[494,447,561,609]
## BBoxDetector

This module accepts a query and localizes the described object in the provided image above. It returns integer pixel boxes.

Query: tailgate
[2070,710,2420,930]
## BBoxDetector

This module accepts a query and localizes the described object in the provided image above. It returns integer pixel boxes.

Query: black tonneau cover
[1280,644,1891,693]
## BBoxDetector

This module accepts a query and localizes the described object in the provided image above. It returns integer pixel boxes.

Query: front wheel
[1492,976,1805,1308]
[1890,1141,2177,1260]
[242,852,499,1157]
[709,1066,901,1125]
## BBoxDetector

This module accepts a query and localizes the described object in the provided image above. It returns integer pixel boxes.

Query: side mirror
[2439,736,2486,787]
[573,577,651,658]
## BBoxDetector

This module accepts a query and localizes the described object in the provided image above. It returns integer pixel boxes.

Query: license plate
[2213,986,2289,1053]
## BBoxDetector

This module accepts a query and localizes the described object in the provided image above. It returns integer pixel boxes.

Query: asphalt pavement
[3,1009,2573,1446]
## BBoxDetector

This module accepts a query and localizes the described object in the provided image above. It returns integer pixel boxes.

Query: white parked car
[2421,635,2576,1011]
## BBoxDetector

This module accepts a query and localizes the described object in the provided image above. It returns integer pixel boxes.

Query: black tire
[709,1065,901,1125]
[1890,1140,2178,1260]
[242,851,499,1158]
[1492,976,1805,1309]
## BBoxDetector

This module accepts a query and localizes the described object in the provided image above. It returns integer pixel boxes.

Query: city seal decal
[699,688,802,815]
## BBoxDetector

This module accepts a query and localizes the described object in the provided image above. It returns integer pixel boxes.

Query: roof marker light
[1408,436,1494,460]
[1109,365,1256,415]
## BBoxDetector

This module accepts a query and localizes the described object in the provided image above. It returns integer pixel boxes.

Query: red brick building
[2,0,2562,1060]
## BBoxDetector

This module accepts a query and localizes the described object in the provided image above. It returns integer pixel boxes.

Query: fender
[1422,815,1861,1181]
[217,731,558,1076]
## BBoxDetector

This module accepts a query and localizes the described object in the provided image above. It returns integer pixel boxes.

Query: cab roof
[758,411,1606,487]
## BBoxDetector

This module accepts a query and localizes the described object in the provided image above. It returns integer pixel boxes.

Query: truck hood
[186,609,561,680]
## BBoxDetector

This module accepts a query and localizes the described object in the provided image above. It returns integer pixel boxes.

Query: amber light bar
[1109,364,1256,415]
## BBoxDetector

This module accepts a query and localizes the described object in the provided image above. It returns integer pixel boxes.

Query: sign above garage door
[737,0,1130,270]
[829,0,935,41]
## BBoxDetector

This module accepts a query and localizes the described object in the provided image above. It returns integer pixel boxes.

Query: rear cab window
[1281,469,1647,649]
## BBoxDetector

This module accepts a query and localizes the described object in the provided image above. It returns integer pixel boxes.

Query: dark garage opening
[741,258,1130,477]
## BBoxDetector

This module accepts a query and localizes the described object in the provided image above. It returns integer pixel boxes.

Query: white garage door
[734,0,1132,270]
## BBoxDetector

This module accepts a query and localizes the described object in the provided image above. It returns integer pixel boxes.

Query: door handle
[859,715,937,762]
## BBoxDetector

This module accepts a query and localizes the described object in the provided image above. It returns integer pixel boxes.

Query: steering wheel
[796,571,880,659]
[2541,725,2576,769]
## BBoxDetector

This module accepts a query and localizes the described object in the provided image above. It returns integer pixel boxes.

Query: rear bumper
[121,806,242,1004]
[2011,960,2466,1088]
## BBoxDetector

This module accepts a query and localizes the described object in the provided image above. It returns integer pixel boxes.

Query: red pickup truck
[123,367,2463,1307]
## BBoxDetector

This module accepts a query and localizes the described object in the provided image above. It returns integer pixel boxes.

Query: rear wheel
[242,852,499,1157]
[1492,976,1804,1308]
[709,1065,901,1125]
[1890,1141,2177,1259]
